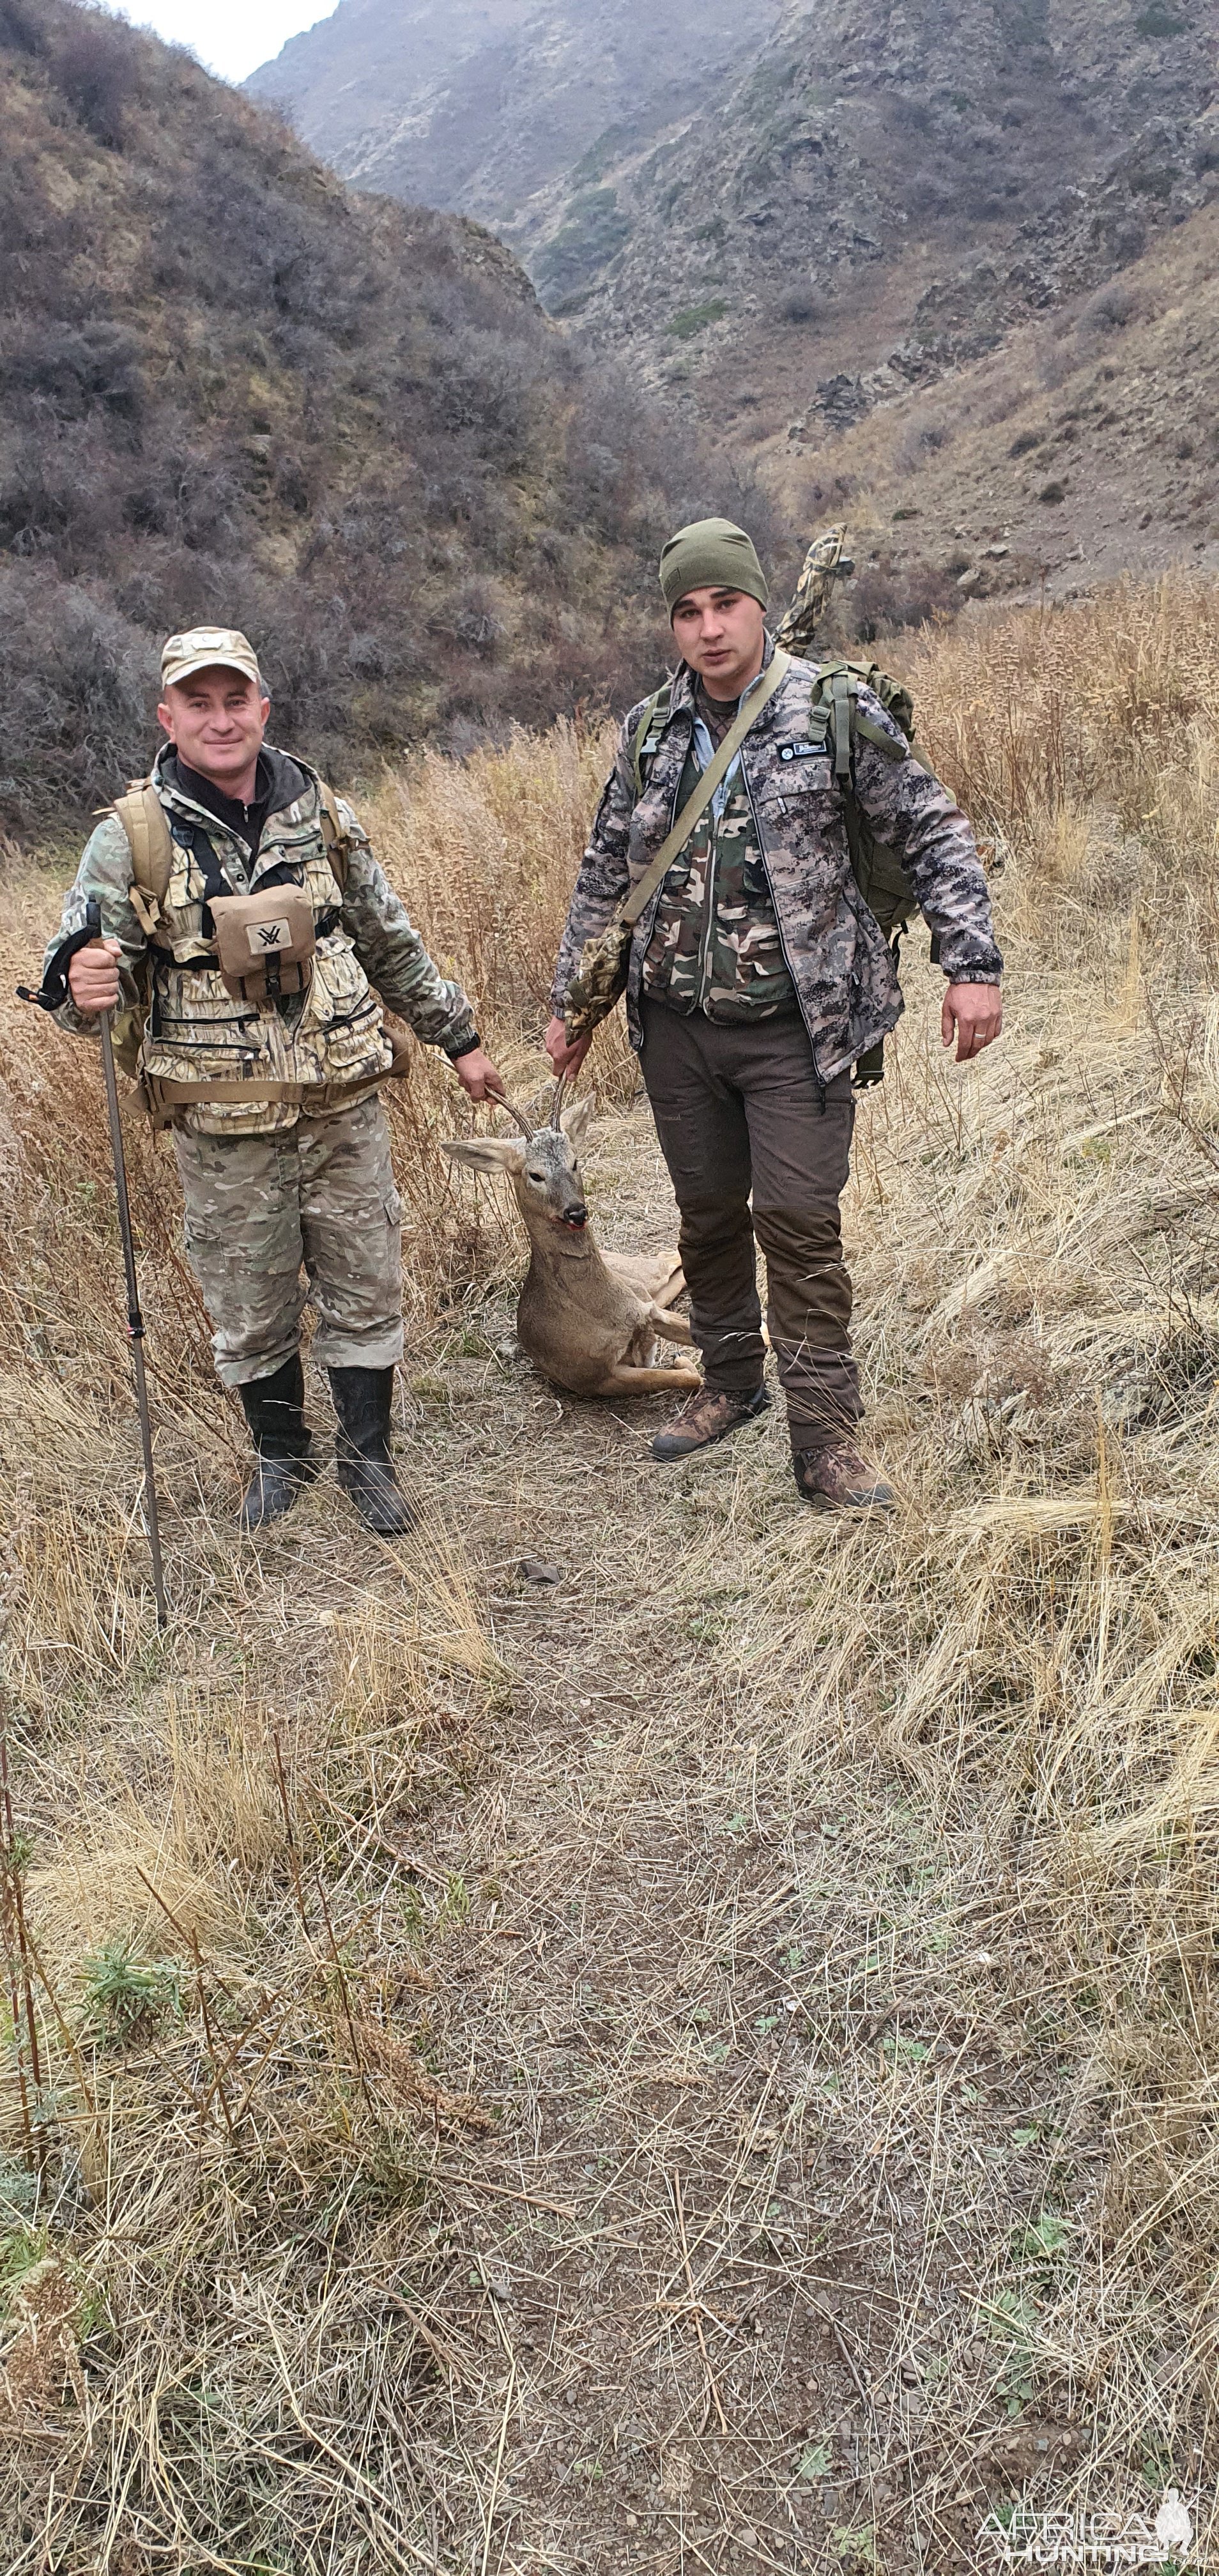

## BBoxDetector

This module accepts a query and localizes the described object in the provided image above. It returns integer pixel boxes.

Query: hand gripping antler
[486,1072,567,1140]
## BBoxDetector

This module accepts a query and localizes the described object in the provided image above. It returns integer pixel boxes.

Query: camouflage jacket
[45,746,477,1138]
[551,640,1003,1084]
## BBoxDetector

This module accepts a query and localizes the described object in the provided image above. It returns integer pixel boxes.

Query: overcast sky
[100,0,337,86]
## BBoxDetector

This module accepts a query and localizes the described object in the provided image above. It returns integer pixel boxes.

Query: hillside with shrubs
[0,0,703,837]
[247,0,779,309]
[250,0,1219,613]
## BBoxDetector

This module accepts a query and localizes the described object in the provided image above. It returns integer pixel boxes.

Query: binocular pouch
[210,885,317,1002]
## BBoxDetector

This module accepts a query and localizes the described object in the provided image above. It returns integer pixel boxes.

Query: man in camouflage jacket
[42,625,504,1537]
[546,518,1002,1511]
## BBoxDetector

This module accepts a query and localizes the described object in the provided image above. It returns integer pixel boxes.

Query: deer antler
[496,1097,537,1140]
[549,1073,567,1131]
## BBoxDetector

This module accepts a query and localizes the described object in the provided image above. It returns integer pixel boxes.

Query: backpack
[630,654,928,1087]
[105,769,354,1077]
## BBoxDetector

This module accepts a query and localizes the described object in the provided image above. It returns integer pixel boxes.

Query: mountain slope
[246,0,783,307]
[245,0,1219,606]
[752,199,1219,648]
[0,0,696,835]
[576,0,1218,387]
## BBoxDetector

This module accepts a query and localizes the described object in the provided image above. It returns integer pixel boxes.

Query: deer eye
[525,1168,546,1183]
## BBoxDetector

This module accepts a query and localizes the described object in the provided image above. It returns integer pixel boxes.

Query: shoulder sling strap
[620,648,791,931]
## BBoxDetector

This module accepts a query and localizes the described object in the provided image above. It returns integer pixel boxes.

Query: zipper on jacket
[739,746,827,1110]
[693,771,720,1013]
[631,714,694,995]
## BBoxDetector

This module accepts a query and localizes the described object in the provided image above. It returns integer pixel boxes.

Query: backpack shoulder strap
[807,661,856,779]
[316,777,352,894]
[109,779,174,937]
[807,661,908,777]
[630,684,673,799]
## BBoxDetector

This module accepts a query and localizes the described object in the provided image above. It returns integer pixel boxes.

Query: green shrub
[78,1938,184,2043]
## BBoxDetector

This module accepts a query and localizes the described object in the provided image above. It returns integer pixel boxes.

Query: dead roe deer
[445,1087,700,1400]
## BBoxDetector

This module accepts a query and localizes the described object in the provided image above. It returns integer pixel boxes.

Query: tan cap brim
[162,653,263,691]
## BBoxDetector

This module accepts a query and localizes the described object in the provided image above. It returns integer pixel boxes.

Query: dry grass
[2,579,1219,2568]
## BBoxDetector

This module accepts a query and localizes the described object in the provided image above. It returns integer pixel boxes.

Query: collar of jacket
[152,742,314,834]
[665,627,779,717]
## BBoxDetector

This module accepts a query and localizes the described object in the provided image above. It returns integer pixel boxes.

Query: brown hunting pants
[638,1000,860,1443]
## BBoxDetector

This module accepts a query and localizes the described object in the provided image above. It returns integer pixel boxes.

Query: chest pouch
[209,884,316,1002]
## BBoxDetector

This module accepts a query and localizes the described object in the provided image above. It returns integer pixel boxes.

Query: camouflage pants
[174,1096,404,1388]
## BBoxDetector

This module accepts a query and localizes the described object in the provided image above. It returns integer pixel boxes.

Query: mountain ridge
[246,0,784,307]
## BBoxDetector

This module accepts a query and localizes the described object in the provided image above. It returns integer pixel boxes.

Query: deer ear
[560,1091,596,1150]
[443,1137,525,1174]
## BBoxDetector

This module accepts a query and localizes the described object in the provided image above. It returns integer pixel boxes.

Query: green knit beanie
[658,516,769,618]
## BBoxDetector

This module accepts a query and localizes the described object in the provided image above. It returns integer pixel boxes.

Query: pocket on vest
[305,942,387,1079]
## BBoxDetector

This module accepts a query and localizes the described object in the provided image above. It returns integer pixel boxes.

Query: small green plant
[441,1871,470,1923]
[1013,2208,1068,2262]
[799,2439,832,2479]
[79,1938,184,2042]
[0,2157,37,2220]
[666,298,728,341]
[0,2221,50,2315]
[831,2525,876,2569]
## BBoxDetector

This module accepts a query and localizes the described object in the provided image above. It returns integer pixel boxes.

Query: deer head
[445,1089,596,1234]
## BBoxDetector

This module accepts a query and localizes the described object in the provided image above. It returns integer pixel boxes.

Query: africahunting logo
[979,2489,1200,2566]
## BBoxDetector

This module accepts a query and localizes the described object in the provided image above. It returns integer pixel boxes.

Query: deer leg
[647,1304,694,1345]
[598,1362,703,1395]
[651,1263,687,1310]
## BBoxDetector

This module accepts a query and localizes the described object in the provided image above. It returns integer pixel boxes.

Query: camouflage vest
[641,745,795,1020]
[134,762,391,1137]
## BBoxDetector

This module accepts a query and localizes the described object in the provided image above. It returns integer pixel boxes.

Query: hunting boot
[652,1383,770,1462]
[792,1438,894,1514]
[328,1365,417,1537]
[238,1355,318,1530]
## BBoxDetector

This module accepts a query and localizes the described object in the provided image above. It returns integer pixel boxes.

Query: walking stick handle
[84,901,169,1627]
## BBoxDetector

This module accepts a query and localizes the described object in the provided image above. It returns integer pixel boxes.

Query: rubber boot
[238,1355,317,1530]
[328,1365,417,1536]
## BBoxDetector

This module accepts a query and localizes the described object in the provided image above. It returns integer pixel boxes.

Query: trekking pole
[85,899,168,1629]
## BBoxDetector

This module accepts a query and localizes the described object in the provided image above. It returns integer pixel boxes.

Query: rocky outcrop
[575,0,1218,399]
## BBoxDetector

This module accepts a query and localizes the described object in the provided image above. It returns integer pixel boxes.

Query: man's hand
[452,1045,506,1104]
[68,937,123,1014]
[942,982,1003,1063]
[544,1014,592,1080]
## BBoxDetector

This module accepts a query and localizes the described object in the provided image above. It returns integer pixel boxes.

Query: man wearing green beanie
[544,516,1003,1511]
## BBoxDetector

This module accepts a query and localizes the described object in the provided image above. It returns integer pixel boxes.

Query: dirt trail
[355,1085,1078,2575]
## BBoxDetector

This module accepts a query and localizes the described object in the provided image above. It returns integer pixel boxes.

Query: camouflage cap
[659,518,769,617]
[160,626,263,692]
